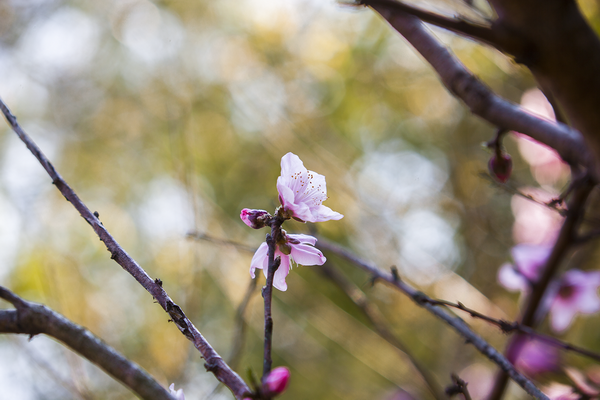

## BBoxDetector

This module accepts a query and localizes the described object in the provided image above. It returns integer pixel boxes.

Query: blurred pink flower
[550,269,600,332]
[515,89,569,186]
[250,232,326,291]
[264,366,290,396]
[277,152,343,223]
[169,383,185,400]
[497,244,552,291]
[507,335,560,377]
[511,187,563,245]
[543,383,579,400]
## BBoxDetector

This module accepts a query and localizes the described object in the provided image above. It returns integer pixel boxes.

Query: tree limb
[0,286,175,400]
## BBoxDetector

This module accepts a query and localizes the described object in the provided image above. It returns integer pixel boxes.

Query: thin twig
[429,299,600,363]
[479,173,568,215]
[318,264,445,400]
[0,98,251,399]
[316,238,549,400]
[187,231,256,253]
[262,230,281,381]
[446,374,472,400]
[0,286,175,400]
[230,278,259,369]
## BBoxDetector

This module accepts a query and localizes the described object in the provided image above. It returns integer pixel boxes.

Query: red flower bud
[240,209,270,229]
[488,153,512,183]
[264,367,290,396]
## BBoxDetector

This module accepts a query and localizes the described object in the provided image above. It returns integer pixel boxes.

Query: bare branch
[0,98,251,399]
[0,286,175,400]
[368,5,594,176]
[316,238,549,400]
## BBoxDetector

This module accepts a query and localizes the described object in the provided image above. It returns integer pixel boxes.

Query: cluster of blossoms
[498,244,600,333]
[498,244,600,378]
[240,152,343,291]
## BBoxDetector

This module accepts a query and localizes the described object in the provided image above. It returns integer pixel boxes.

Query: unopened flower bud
[488,152,512,183]
[264,366,290,396]
[240,209,270,229]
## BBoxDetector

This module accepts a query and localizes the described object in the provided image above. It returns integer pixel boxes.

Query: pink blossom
[169,383,185,400]
[264,366,290,396]
[277,153,343,223]
[516,89,570,186]
[497,244,552,291]
[550,269,600,332]
[511,187,563,245]
[507,335,559,377]
[240,208,270,229]
[250,232,326,291]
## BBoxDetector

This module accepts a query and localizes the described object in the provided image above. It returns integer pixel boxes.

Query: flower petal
[314,204,344,222]
[276,153,343,223]
[273,254,290,291]
[498,263,529,292]
[550,298,577,332]
[287,233,317,246]
[250,242,269,279]
[511,244,552,281]
[290,243,326,266]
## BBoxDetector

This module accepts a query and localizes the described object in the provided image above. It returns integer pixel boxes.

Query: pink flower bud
[264,366,290,396]
[240,208,270,229]
[488,153,512,183]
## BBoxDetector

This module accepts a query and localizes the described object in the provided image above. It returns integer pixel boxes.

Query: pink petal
[277,178,313,222]
[498,263,529,292]
[550,298,577,332]
[512,244,552,281]
[280,153,306,178]
[287,233,317,246]
[290,243,326,266]
[313,204,344,222]
[250,242,269,278]
[273,254,290,291]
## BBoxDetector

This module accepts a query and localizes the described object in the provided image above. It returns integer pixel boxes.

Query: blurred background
[0,0,599,399]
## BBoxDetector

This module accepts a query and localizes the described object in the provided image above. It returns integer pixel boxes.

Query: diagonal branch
[316,238,549,400]
[368,4,594,176]
[0,98,251,400]
[0,286,175,400]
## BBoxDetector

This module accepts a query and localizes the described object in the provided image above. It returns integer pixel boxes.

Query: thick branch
[0,287,174,400]
[0,98,251,399]
[368,5,593,176]
[316,239,549,400]
[488,0,600,177]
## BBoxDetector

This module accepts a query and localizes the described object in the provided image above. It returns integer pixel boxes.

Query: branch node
[390,265,400,282]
